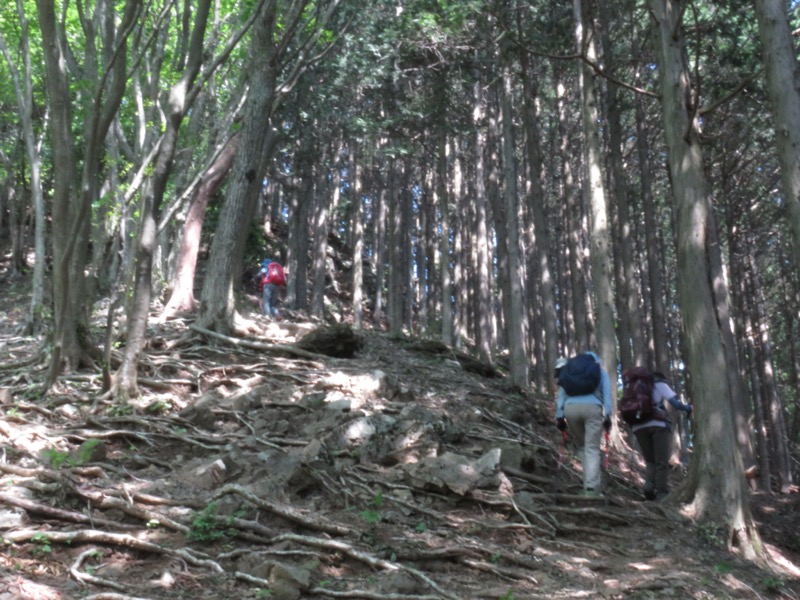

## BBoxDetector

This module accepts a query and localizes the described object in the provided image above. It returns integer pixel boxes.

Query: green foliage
[497,590,515,600]
[30,533,52,555]
[42,448,72,469]
[188,503,232,543]
[359,490,384,524]
[697,521,725,549]
[715,562,733,575]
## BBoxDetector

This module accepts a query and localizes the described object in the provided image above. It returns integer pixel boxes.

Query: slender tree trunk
[520,50,558,393]
[352,145,365,327]
[755,0,800,275]
[747,251,793,491]
[498,54,529,387]
[0,1,46,333]
[575,0,616,386]
[163,134,239,317]
[198,2,281,334]
[473,80,493,365]
[555,71,588,350]
[117,0,211,398]
[437,125,453,346]
[35,0,81,381]
[648,0,764,559]
[310,149,336,318]
[635,90,670,372]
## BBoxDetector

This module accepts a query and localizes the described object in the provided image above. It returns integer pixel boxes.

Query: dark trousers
[634,426,672,498]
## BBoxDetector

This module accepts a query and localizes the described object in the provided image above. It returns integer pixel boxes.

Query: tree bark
[648,0,764,559]
[499,53,529,388]
[755,0,800,277]
[163,133,239,317]
[574,0,616,389]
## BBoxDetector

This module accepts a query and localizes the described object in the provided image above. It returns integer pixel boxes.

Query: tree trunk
[351,145,365,327]
[0,0,46,332]
[520,49,558,393]
[755,0,800,276]
[574,0,616,388]
[437,125,453,346]
[117,0,212,398]
[473,79,493,365]
[648,0,764,560]
[499,54,529,388]
[163,133,239,317]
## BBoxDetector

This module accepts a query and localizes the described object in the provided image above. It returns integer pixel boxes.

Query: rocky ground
[0,279,799,600]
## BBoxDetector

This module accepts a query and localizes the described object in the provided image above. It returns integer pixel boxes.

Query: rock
[296,323,363,358]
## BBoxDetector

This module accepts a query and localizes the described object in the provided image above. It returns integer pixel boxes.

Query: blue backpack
[558,354,602,396]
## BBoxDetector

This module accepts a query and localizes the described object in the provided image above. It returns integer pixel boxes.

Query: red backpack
[619,367,665,425]
[265,262,286,287]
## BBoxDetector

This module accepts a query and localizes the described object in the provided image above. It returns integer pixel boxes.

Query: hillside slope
[1,289,799,600]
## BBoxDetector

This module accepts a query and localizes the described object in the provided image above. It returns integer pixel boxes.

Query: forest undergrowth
[0,266,799,600]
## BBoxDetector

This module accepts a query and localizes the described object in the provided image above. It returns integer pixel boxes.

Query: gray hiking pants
[564,402,604,491]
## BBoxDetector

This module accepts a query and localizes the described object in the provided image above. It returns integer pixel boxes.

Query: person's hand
[603,416,612,432]
[556,417,568,432]
[686,404,693,418]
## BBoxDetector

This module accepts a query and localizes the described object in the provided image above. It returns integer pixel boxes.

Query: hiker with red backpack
[258,258,287,320]
[619,368,692,501]
[554,351,613,496]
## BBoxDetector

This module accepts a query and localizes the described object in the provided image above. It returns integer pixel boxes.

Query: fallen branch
[0,491,139,531]
[190,323,326,360]
[70,548,129,592]
[75,487,190,533]
[2,528,223,573]
[269,533,461,600]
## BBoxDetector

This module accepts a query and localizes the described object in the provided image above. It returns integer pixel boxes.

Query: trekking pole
[603,430,610,470]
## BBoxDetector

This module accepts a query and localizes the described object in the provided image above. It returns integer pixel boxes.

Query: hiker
[554,351,613,496]
[627,370,692,501]
[259,258,287,319]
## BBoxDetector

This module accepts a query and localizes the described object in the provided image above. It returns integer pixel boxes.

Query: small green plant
[146,399,171,414]
[110,403,134,417]
[415,522,428,533]
[490,552,502,564]
[254,589,272,598]
[42,449,72,469]
[715,562,733,574]
[498,590,515,600]
[697,521,724,548]
[75,439,102,464]
[762,576,785,592]
[188,503,228,543]
[359,491,384,524]
[30,533,52,555]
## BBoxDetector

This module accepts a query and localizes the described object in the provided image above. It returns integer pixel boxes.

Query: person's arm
[556,387,566,418]
[658,382,691,412]
[600,369,613,416]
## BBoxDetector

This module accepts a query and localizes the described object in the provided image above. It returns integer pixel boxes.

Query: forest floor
[0,268,799,600]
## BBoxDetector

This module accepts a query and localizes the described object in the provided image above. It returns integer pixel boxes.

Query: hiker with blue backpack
[619,368,692,501]
[554,352,613,496]
[258,258,287,320]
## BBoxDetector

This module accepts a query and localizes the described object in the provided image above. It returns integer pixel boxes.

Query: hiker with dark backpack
[258,258,287,320]
[619,368,692,501]
[554,351,613,496]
